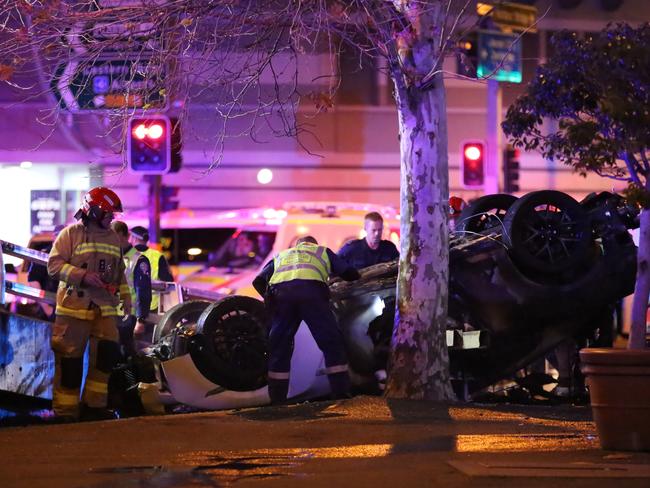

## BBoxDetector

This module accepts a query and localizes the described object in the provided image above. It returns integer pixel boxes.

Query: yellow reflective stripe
[73,243,121,258]
[56,306,96,320]
[85,379,108,394]
[60,263,75,281]
[99,305,119,316]
[56,392,80,405]
[119,285,130,294]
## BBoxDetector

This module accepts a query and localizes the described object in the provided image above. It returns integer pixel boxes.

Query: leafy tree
[503,22,650,349]
[0,1,486,399]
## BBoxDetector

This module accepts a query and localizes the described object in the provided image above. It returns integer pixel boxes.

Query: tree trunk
[629,207,650,349]
[385,71,454,400]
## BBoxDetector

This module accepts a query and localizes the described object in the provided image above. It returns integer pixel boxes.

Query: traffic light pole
[485,78,501,195]
[147,174,162,247]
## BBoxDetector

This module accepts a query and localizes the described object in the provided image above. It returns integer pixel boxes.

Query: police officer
[126,226,174,316]
[47,187,131,421]
[338,212,399,269]
[111,221,152,356]
[253,236,360,404]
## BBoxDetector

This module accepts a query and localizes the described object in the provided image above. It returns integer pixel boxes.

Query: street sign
[68,21,159,55]
[477,30,522,83]
[477,2,538,33]
[51,58,167,112]
[66,0,168,55]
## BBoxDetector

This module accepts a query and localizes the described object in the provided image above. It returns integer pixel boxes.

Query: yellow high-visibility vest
[269,243,331,285]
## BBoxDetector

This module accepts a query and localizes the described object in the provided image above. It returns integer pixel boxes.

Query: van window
[161,228,276,268]
[162,228,235,264]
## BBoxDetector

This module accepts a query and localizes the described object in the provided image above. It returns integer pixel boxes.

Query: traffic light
[461,140,485,188]
[503,145,520,193]
[127,115,171,174]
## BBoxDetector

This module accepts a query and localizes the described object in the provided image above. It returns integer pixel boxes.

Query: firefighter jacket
[48,222,131,320]
[269,242,332,285]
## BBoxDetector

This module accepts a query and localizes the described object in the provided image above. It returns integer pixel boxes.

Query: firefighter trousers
[267,281,350,403]
[50,308,120,418]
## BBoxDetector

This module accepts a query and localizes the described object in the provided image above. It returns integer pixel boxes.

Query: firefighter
[126,225,174,317]
[111,221,152,356]
[47,187,131,421]
[253,236,360,404]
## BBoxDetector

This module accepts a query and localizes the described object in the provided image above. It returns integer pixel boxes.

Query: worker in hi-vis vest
[125,225,173,315]
[111,221,152,357]
[253,235,360,404]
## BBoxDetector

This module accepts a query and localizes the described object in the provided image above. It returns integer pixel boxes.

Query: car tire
[456,193,518,233]
[193,296,270,391]
[503,190,592,275]
[152,300,212,344]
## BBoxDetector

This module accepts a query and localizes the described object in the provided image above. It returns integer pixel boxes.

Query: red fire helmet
[79,187,123,216]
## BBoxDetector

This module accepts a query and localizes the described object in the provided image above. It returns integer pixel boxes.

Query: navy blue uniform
[118,249,151,357]
[337,238,399,269]
[253,247,359,403]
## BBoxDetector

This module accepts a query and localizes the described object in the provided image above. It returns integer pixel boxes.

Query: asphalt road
[1,396,649,488]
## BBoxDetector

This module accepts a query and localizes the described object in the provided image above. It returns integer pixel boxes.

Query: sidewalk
[0,396,649,488]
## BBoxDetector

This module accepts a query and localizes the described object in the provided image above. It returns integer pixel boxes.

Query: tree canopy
[503,22,650,200]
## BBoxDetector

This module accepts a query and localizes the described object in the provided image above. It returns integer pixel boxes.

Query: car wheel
[193,296,269,391]
[503,190,592,274]
[152,300,212,344]
[456,193,518,233]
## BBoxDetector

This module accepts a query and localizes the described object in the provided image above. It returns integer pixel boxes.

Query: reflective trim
[60,263,75,281]
[274,263,327,282]
[56,306,96,320]
[309,246,330,273]
[99,305,120,317]
[268,371,290,380]
[73,243,121,258]
[119,285,130,294]
[85,379,108,394]
[55,391,80,405]
[323,364,349,374]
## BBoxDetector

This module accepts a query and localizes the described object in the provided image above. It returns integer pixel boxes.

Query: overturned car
[111,190,638,414]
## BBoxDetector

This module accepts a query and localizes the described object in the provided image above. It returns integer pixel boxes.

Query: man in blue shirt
[337,211,399,391]
[338,212,399,269]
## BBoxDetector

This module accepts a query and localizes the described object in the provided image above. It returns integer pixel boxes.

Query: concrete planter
[580,348,650,451]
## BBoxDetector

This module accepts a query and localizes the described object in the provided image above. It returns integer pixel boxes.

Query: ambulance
[124,201,400,298]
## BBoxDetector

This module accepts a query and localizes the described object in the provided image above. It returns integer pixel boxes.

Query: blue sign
[477,30,522,83]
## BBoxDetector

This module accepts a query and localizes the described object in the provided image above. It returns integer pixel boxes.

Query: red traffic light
[461,140,485,188]
[132,122,164,140]
[464,144,482,161]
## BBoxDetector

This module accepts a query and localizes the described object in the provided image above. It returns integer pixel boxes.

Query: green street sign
[477,30,522,83]
[51,58,167,112]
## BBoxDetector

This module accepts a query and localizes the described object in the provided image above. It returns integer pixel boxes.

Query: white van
[124,201,400,297]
